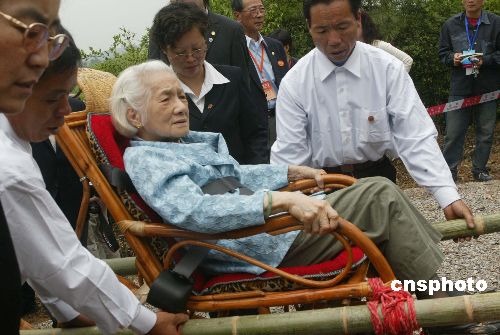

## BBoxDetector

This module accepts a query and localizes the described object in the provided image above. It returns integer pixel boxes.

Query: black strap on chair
[201,176,254,195]
[147,176,254,313]
[98,164,137,194]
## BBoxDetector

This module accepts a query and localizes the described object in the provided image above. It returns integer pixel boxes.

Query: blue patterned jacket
[124,131,298,274]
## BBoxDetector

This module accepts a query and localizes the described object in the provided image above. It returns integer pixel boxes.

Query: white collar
[0,113,32,154]
[245,33,266,49]
[180,61,229,99]
[315,41,362,82]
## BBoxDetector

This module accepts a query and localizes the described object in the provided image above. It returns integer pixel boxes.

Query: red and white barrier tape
[427,90,500,117]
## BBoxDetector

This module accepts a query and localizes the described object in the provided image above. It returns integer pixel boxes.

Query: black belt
[268,108,276,117]
[323,156,390,174]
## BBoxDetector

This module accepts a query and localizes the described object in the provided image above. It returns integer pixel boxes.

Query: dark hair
[231,0,244,12]
[172,0,210,10]
[303,0,361,23]
[268,28,292,51]
[41,25,81,80]
[151,2,208,63]
[359,9,382,44]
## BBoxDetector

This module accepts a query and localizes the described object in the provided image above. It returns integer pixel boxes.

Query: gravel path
[404,180,500,293]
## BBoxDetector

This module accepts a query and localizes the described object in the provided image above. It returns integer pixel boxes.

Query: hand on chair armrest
[269,191,339,235]
[287,165,327,189]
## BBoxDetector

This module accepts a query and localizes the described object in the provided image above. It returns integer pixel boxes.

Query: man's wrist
[130,306,157,335]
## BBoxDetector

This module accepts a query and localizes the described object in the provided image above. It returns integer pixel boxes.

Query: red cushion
[194,247,366,294]
[87,113,162,222]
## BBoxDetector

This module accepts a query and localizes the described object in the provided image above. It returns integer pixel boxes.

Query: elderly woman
[150,2,268,164]
[110,60,449,294]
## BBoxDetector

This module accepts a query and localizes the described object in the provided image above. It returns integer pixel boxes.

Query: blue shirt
[124,131,298,274]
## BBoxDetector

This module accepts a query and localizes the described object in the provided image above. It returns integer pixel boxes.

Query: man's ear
[355,9,362,23]
[126,108,142,128]
[234,11,241,22]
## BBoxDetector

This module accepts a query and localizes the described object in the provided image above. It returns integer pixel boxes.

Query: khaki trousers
[280,177,444,281]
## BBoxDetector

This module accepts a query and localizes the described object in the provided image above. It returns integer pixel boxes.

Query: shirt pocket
[357,107,391,143]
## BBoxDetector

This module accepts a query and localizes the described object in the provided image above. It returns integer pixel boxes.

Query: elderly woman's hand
[288,165,327,189]
[268,192,339,235]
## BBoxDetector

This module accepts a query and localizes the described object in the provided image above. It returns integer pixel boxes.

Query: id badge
[262,80,277,101]
[462,49,475,74]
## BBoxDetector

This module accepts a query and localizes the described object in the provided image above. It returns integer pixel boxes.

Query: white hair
[110,60,176,138]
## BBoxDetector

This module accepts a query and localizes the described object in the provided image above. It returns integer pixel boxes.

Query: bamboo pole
[181,292,500,335]
[104,257,137,276]
[433,213,500,240]
[20,292,500,335]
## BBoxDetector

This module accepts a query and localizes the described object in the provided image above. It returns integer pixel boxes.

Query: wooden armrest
[280,173,356,193]
[118,217,395,283]
[118,213,301,240]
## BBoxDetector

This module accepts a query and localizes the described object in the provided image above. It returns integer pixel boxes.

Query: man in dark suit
[31,97,85,235]
[232,0,289,151]
[148,0,252,87]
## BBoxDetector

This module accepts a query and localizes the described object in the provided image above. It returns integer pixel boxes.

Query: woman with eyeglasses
[151,2,269,164]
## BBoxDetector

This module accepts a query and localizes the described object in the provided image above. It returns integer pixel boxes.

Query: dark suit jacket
[0,202,21,334]
[247,36,289,116]
[30,98,86,240]
[188,64,268,164]
[148,11,252,87]
[31,141,84,232]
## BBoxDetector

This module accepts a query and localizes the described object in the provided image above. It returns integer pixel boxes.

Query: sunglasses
[0,10,69,61]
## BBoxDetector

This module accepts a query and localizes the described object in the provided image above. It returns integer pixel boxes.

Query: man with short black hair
[438,0,499,182]
[271,0,475,237]
[233,0,289,152]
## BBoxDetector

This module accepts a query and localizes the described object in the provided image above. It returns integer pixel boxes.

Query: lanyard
[249,43,265,74]
[465,14,481,50]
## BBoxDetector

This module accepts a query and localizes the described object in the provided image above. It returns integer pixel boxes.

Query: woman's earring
[135,123,143,129]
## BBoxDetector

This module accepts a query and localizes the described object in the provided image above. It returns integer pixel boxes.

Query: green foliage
[80,28,149,76]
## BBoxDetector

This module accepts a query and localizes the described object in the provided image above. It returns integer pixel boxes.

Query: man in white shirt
[0,1,187,333]
[271,0,474,229]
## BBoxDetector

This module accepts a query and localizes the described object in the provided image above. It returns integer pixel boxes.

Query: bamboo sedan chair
[56,69,396,315]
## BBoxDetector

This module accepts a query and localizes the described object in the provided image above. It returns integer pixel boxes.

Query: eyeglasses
[0,10,69,61]
[241,6,266,17]
[166,47,207,61]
